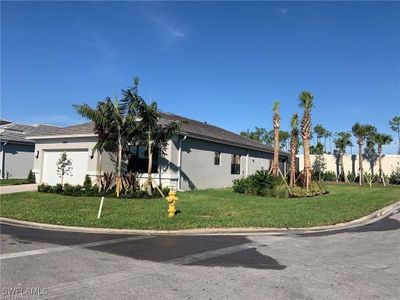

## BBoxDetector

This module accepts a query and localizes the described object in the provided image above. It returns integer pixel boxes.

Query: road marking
[37,242,258,299]
[0,235,153,260]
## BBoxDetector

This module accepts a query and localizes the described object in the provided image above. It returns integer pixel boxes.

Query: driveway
[0,210,399,299]
[0,184,37,195]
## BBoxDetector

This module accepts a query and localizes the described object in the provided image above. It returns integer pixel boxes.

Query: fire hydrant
[166,190,178,218]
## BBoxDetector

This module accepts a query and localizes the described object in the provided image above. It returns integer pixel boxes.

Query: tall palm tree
[74,81,141,197]
[298,91,314,190]
[389,116,400,154]
[289,113,299,187]
[313,124,326,145]
[351,123,376,185]
[324,130,332,153]
[271,101,280,176]
[371,133,393,184]
[334,131,353,182]
[136,100,181,195]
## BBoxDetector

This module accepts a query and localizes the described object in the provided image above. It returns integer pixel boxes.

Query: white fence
[296,154,400,176]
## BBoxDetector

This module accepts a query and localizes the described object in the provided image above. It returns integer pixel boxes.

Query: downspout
[0,142,7,179]
[177,135,187,191]
[245,149,249,177]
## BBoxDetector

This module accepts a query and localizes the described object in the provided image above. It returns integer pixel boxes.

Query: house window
[214,152,221,165]
[231,154,241,174]
[127,145,159,173]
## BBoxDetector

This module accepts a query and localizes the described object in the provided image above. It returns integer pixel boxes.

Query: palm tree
[324,130,332,153]
[289,113,299,187]
[279,130,290,151]
[334,131,353,182]
[371,133,393,184]
[74,81,141,197]
[389,116,400,154]
[351,123,376,185]
[313,124,326,145]
[298,91,314,190]
[136,100,181,195]
[271,101,280,177]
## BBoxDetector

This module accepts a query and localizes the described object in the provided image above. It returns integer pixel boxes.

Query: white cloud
[277,8,289,16]
[136,4,187,49]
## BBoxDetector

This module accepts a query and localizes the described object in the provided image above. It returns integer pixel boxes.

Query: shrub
[38,183,51,193]
[347,171,356,183]
[233,171,277,196]
[27,170,36,184]
[53,184,63,193]
[232,177,252,194]
[323,171,337,181]
[83,175,92,190]
[63,183,74,196]
[289,182,327,197]
[389,168,400,185]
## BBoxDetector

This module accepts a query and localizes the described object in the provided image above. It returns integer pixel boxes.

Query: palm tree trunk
[289,151,296,187]
[340,152,348,182]
[303,138,311,190]
[147,128,153,196]
[272,127,279,176]
[358,142,363,185]
[378,146,384,185]
[116,134,122,198]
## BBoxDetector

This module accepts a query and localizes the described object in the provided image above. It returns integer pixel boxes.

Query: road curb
[1,200,399,236]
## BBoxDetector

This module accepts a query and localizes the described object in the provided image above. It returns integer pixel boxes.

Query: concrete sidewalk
[0,184,37,195]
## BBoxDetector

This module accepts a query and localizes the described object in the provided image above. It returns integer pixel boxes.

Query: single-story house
[27,113,290,190]
[0,120,59,179]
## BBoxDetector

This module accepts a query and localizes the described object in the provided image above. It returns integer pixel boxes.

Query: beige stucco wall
[32,135,289,190]
[297,154,400,176]
[32,136,99,183]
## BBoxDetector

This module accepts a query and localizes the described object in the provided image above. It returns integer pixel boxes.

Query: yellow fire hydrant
[166,190,178,218]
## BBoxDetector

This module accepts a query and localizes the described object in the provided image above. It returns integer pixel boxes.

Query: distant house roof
[26,113,287,155]
[0,122,60,144]
[0,119,12,126]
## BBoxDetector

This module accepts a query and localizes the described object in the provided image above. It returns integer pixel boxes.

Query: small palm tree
[298,91,314,190]
[334,131,353,182]
[371,133,393,184]
[271,101,280,177]
[289,113,299,187]
[351,123,376,185]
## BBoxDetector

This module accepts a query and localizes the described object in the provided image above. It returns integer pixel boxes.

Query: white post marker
[97,196,105,219]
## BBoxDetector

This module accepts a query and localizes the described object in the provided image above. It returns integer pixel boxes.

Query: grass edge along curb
[1,200,399,236]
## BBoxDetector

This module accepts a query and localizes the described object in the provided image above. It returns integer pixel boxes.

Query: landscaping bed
[0,179,31,186]
[0,184,399,230]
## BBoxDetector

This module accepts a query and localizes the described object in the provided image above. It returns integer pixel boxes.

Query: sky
[1,1,400,154]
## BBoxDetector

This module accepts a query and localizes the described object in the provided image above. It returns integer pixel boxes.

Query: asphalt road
[0,210,399,300]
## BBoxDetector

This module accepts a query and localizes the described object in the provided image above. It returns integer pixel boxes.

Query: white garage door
[42,150,89,185]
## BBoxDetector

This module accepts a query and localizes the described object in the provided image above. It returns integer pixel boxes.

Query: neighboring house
[0,120,59,179]
[27,113,290,190]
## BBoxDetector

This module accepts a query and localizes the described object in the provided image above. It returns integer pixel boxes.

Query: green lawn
[0,184,399,230]
[0,179,31,186]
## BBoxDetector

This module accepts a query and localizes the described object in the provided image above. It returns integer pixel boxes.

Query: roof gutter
[26,133,97,140]
[180,132,290,157]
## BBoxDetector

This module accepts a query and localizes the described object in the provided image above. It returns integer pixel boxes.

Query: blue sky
[2,1,400,153]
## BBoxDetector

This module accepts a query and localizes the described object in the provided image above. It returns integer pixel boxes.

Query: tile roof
[0,123,60,144]
[26,113,285,155]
